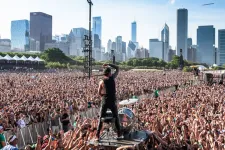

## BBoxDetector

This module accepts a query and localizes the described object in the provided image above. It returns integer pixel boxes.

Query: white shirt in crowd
[3,145,19,150]
[17,119,26,128]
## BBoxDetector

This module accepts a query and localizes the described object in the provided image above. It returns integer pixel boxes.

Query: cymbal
[119,99,139,105]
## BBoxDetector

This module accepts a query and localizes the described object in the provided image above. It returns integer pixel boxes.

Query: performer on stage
[96,63,122,140]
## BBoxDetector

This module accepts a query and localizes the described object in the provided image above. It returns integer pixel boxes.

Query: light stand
[87,0,93,79]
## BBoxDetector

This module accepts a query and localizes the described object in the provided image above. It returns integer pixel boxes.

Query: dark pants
[62,124,69,132]
[97,99,121,136]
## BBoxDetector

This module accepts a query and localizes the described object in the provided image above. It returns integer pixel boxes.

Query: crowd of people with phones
[0,69,223,149]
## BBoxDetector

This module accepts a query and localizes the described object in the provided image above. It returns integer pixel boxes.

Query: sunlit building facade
[11,20,29,51]
[197,25,215,65]
[131,21,137,42]
[161,23,169,62]
[177,8,188,59]
[93,17,102,48]
[30,12,52,51]
[218,29,225,65]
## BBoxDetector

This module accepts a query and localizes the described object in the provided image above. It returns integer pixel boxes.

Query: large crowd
[0,69,223,149]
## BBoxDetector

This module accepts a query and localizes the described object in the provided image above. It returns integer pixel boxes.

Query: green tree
[41,48,68,63]
[183,66,192,72]
[158,59,166,68]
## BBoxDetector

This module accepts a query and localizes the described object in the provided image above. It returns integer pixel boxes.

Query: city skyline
[0,0,224,49]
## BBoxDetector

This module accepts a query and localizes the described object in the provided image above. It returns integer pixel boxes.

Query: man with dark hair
[96,63,122,140]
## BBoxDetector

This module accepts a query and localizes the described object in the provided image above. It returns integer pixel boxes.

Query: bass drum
[113,108,135,134]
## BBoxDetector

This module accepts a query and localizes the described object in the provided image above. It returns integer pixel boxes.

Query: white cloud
[170,0,176,4]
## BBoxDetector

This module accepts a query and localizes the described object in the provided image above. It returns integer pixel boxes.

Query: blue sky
[0,0,224,49]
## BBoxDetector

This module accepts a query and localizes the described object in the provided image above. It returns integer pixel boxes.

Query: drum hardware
[98,98,141,140]
[100,110,116,143]
[119,98,140,131]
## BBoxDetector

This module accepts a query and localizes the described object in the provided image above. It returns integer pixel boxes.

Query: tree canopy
[41,48,68,63]
[1,48,209,69]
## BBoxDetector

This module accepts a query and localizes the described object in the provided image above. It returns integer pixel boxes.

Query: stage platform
[88,130,148,149]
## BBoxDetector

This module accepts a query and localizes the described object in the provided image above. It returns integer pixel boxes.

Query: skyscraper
[69,28,89,56]
[149,39,163,59]
[161,23,169,61]
[122,41,126,61]
[127,41,136,59]
[187,38,192,48]
[218,29,225,65]
[107,39,112,53]
[11,20,29,51]
[115,36,122,53]
[122,42,126,53]
[30,12,52,51]
[197,25,215,65]
[177,8,188,59]
[92,17,102,47]
[93,34,101,48]
[112,42,116,51]
[115,36,123,62]
[131,21,137,42]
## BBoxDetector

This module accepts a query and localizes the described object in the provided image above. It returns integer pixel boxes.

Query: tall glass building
[115,36,123,62]
[149,39,164,60]
[161,23,169,61]
[30,12,52,51]
[197,25,215,65]
[92,17,102,48]
[11,20,29,51]
[177,8,188,59]
[219,29,225,65]
[131,21,137,42]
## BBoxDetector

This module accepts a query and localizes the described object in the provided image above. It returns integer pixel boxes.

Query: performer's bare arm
[98,80,104,96]
[108,64,119,78]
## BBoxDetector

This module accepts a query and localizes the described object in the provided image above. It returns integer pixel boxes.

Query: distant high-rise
[115,36,122,53]
[187,38,192,48]
[115,36,123,62]
[69,28,89,56]
[131,21,137,42]
[218,29,225,65]
[0,39,11,52]
[161,23,169,61]
[11,20,29,51]
[197,25,215,65]
[122,42,126,53]
[53,34,69,43]
[93,34,101,48]
[93,17,102,47]
[168,49,176,62]
[127,41,136,59]
[122,41,126,61]
[30,12,52,51]
[149,39,163,59]
[107,39,112,53]
[177,8,188,59]
[112,42,116,51]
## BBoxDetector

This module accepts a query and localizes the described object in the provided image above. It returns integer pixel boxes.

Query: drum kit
[105,97,141,136]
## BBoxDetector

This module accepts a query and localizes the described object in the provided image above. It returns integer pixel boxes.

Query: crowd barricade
[3,122,54,149]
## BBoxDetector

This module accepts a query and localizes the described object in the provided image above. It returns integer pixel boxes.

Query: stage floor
[88,130,148,149]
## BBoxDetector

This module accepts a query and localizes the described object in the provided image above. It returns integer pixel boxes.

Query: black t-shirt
[61,113,69,125]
